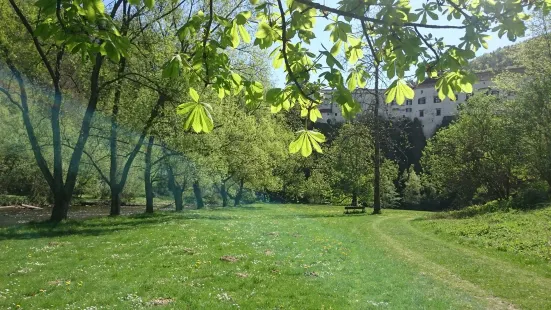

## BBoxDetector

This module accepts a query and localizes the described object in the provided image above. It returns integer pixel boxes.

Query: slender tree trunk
[107,58,127,216]
[115,95,166,212]
[193,181,204,209]
[65,55,104,201]
[351,191,358,206]
[373,63,382,214]
[221,182,228,207]
[173,187,184,211]
[361,21,382,214]
[167,162,187,211]
[110,185,121,216]
[6,0,113,222]
[2,46,69,221]
[233,178,244,207]
[51,83,65,219]
[165,158,182,211]
[145,136,154,213]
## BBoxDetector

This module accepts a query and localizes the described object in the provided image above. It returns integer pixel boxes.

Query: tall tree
[0,0,129,221]
[144,136,155,213]
[494,13,551,191]
[423,94,524,206]
[326,122,374,206]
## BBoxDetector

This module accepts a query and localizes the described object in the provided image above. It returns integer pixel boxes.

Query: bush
[0,195,28,206]
[510,181,549,209]
[432,200,510,219]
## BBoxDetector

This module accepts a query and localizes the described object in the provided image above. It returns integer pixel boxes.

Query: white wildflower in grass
[216,292,232,302]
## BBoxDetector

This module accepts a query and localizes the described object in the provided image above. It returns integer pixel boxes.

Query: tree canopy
[12,0,549,155]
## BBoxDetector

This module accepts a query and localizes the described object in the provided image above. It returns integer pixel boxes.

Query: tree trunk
[109,59,122,214]
[110,185,121,216]
[64,55,105,202]
[221,182,228,207]
[165,157,180,211]
[116,95,166,208]
[144,136,154,213]
[373,63,382,214]
[361,24,382,215]
[193,181,204,209]
[173,187,184,211]
[3,56,58,219]
[351,191,358,206]
[50,189,70,222]
[233,178,244,207]
[51,83,65,219]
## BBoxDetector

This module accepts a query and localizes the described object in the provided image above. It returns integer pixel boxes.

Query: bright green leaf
[189,87,199,102]
[144,0,154,9]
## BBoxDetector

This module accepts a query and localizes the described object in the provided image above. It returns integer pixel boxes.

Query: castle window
[405,99,413,105]
[418,97,426,104]
[436,108,441,116]
[419,110,424,117]
[433,96,441,103]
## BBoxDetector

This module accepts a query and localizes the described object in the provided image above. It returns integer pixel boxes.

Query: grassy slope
[413,205,551,263]
[0,205,549,309]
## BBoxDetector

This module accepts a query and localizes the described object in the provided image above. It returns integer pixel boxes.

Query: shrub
[0,195,28,206]
[510,181,549,210]
[432,200,510,219]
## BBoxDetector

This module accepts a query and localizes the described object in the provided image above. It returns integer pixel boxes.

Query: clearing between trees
[0,204,549,309]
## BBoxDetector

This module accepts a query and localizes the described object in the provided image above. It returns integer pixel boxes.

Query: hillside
[468,37,535,72]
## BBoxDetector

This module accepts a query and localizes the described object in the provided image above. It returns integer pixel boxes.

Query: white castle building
[318,70,520,137]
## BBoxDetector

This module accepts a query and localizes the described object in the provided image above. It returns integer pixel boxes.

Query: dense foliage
[1,0,550,220]
[421,15,551,209]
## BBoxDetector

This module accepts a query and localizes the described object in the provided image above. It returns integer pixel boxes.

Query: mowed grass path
[0,205,549,309]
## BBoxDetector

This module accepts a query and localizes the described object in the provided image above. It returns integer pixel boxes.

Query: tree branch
[1,48,55,190]
[55,0,66,30]
[294,0,467,29]
[0,86,23,112]
[8,0,57,82]
[414,26,440,62]
[130,0,187,41]
[63,142,111,185]
[110,0,124,18]
[276,0,319,104]
[202,0,214,86]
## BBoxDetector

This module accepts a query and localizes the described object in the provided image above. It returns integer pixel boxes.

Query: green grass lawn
[414,204,551,262]
[0,205,550,309]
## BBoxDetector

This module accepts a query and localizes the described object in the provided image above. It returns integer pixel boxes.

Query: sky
[271,0,530,87]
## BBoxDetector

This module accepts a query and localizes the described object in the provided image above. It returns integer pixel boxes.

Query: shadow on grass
[0,211,237,240]
[0,205,375,240]
[270,213,352,219]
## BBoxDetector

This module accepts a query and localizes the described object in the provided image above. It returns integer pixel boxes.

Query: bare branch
[0,86,23,112]
[414,26,440,62]
[63,142,111,185]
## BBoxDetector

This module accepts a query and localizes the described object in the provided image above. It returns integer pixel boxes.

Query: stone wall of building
[317,72,501,137]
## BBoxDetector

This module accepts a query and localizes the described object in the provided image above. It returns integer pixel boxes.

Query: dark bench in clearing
[344,206,366,214]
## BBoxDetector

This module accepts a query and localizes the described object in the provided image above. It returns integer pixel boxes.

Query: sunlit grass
[0,205,549,309]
